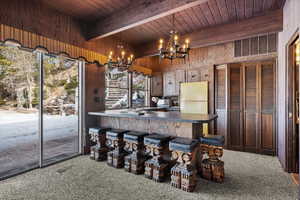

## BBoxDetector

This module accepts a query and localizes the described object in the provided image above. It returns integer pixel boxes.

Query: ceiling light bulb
[159,39,164,44]
[185,39,190,44]
[174,35,178,40]
[130,54,134,58]
[109,51,113,55]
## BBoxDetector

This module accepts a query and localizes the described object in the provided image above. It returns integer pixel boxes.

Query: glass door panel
[42,54,79,165]
[0,45,39,179]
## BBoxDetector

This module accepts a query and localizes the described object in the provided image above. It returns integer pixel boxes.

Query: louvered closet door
[260,62,275,154]
[228,64,243,151]
[243,63,259,153]
[215,65,227,147]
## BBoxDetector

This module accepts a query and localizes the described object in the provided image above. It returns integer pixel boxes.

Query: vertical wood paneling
[0,24,106,64]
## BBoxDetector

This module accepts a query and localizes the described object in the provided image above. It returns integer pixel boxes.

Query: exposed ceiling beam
[136,9,283,57]
[87,0,209,41]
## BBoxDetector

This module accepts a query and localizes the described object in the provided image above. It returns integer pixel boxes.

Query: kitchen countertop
[88,109,217,123]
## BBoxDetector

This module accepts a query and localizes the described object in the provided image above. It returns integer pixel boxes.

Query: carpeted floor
[0,150,298,200]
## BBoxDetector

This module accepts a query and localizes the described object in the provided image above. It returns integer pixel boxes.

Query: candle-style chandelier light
[158,14,191,61]
[106,44,134,71]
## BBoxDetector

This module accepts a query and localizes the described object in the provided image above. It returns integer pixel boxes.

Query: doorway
[0,43,82,180]
[286,33,299,177]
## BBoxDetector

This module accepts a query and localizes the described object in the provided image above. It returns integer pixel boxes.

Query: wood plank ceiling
[40,0,285,46]
[111,0,285,46]
[40,0,131,21]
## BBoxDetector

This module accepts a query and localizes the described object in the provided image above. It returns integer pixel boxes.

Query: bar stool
[144,134,173,182]
[169,137,199,192]
[199,135,225,183]
[123,131,149,174]
[106,129,129,168]
[89,127,111,161]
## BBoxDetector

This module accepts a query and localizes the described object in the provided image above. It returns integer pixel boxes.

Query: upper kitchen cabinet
[163,70,186,96]
[175,69,186,95]
[163,71,176,96]
[151,72,163,96]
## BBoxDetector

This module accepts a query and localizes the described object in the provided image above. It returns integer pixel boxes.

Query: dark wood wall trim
[285,29,299,173]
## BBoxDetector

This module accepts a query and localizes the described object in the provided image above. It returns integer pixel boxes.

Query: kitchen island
[88,109,217,139]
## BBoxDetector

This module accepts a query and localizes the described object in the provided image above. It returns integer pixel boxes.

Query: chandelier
[106,44,134,71]
[158,14,190,61]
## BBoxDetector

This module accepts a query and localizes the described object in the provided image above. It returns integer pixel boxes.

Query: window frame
[105,69,150,110]
[131,72,150,108]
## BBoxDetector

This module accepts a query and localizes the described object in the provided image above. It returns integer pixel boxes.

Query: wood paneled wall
[0,24,106,64]
[0,0,135,63]
[136,41,277,115]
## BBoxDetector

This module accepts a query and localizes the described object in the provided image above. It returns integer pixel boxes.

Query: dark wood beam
[87,0,209,40]
[136,9,283,57]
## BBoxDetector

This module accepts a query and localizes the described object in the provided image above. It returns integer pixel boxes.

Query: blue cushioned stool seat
[106,129,129,140]
[169,138,199,153]
[144,134,173,147]
[89,127,111,135]
[199,135,224,146]
[124,131,149,142]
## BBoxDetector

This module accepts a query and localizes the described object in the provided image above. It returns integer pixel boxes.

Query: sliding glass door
[0,45,40,179]
[0,44,81,179]
[42,54,79,165]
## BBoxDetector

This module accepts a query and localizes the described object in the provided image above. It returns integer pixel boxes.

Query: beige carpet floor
[0,150,298,200]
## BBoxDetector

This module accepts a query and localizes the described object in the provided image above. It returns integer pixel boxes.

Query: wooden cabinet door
[214,65,227,147]
[243,63,259,153]
[260,62,275,154]
[163,71,176,96]
[175,69,185,95]
[151,72,163,96]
